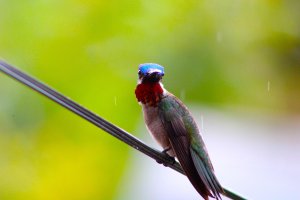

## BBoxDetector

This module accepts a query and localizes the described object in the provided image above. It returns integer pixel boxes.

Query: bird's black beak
[142,72,164,83]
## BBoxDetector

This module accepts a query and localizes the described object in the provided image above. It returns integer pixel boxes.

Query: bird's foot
[162,146,172,155]
[156,156,176,166]
[163,156,176,167]
[156,147,176,167]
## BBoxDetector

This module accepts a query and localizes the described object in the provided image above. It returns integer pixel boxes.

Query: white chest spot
[142,105,169,148]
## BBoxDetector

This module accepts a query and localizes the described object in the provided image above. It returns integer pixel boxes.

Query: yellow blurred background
[0,0,299,199]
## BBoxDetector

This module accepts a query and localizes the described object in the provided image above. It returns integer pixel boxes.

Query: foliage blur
[0,0,299,199]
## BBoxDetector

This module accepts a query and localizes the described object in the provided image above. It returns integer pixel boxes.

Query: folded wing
[159,95,223,200]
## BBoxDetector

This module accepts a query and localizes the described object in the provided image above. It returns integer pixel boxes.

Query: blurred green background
[0,0,299,199]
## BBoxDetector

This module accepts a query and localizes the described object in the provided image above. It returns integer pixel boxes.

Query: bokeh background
[0,0,300,199]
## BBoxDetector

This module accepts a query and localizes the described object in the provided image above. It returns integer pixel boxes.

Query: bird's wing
[158,95,223,200]
[158,96,213,199]
[190,145,223,200]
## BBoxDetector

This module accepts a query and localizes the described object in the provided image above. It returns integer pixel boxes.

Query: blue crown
[138,63,165,75]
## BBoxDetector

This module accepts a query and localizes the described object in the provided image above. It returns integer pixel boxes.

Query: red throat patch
[135,83,164,106]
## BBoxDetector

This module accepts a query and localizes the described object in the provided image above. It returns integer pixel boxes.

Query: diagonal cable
[0,60,246,200]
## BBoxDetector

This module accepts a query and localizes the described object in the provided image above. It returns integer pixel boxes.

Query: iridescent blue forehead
[138,63,165,75]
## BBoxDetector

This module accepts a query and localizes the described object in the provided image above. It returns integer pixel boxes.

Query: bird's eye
[138,70,142,78]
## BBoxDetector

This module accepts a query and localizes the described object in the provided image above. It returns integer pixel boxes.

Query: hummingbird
[135,63,223,200]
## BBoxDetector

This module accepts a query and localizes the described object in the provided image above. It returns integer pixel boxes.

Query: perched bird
[135,63,223,200]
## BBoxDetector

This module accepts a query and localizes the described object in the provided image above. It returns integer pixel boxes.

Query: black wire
[0,60,246,200]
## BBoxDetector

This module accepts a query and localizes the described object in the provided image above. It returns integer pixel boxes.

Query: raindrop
[114,96,117,106]
[267,81,270,92]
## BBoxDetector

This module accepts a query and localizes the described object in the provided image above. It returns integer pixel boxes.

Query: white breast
[142,104,175,157]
